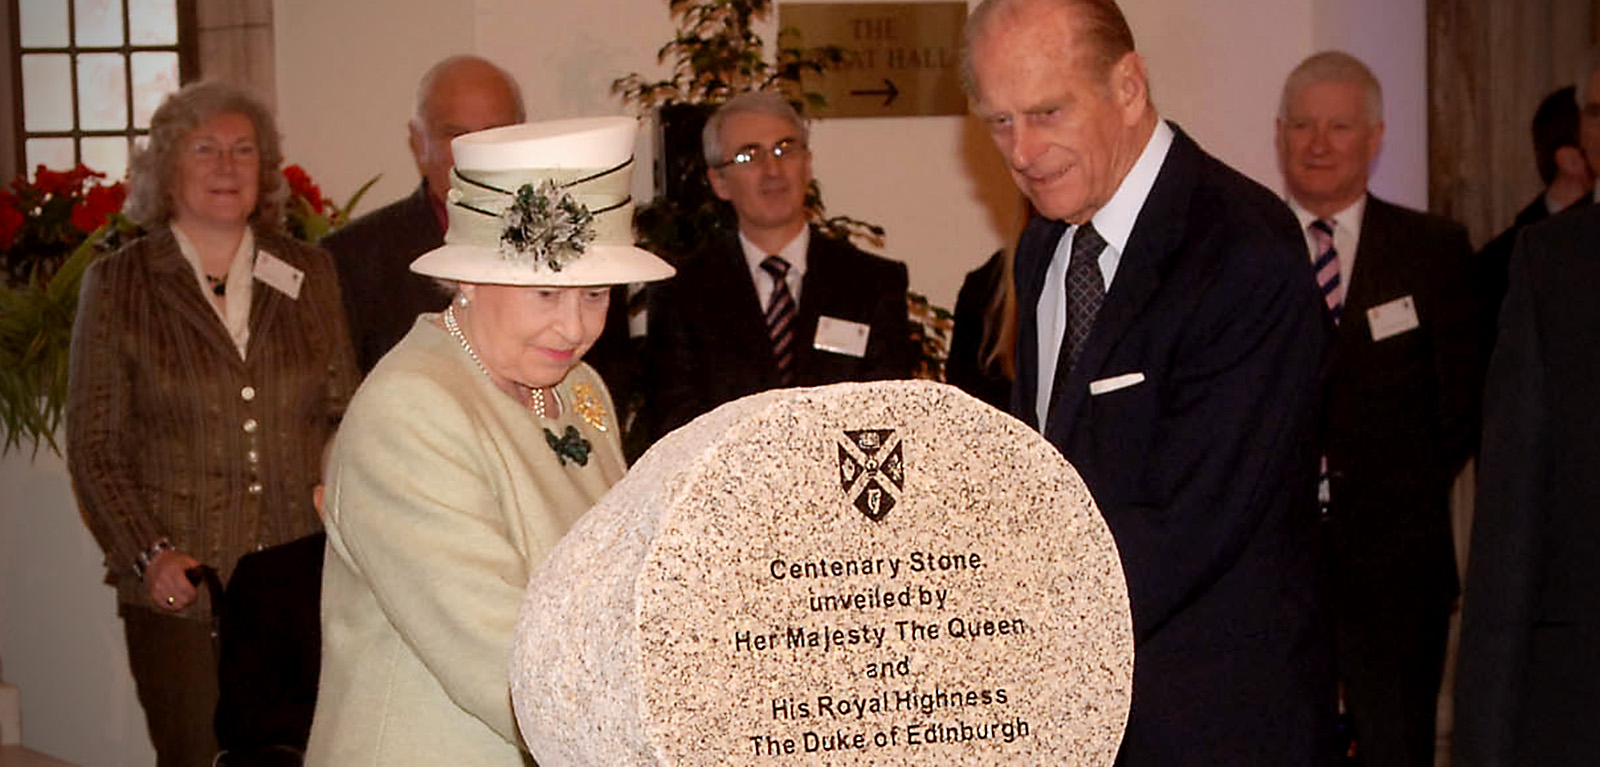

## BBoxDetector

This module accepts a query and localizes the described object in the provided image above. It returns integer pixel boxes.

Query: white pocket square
[1089,372,1146,395]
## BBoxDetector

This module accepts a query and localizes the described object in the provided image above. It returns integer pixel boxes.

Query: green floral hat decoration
[410,116,674,287]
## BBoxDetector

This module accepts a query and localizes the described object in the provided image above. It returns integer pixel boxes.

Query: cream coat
[306,316,625,766]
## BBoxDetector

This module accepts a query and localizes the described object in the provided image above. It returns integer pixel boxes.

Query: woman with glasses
[67,80,357,767]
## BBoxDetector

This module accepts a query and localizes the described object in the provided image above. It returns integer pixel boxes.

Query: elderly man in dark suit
[644,91,916,441]
[965,0,1333,763]
[323,55,523,374]
[1275,51,1480,767]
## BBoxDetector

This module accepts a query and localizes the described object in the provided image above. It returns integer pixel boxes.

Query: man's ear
[707,166,732,201]
[1555,145,1591,182]
[408,119,427,169]
[1110,51,1149,126]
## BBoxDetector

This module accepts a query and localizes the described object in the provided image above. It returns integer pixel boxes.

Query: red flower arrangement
[1,164,129,286]
[283,163,378,243]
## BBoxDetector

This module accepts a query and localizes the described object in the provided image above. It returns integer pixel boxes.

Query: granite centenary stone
[511,380,1131,765]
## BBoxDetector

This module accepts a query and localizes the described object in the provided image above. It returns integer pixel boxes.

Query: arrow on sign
[850,78,900,107]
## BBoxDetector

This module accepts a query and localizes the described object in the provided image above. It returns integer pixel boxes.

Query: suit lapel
[250,233,287,362]
[145,228,243,361]
[1014,217,1067,430]
[1338,196,1390,354]
[794,229,839,377]
[1045,125,1195,444]
[711,235,779,379]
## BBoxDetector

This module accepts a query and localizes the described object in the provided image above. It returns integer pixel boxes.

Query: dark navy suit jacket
[1013,124,1334,765]
[1455,204,1600,767]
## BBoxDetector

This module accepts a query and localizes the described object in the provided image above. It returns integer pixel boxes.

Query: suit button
[247,449,259,464]
[243,418,258,434]
[247,482,263,495]
[240,386,256,401]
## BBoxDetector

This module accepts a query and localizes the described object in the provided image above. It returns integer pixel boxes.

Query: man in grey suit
[323,55,523,373]
[965,0,1333,763]
[1276,51,1479,767]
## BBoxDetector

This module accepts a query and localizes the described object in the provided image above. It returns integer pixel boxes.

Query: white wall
[0,449,155,766]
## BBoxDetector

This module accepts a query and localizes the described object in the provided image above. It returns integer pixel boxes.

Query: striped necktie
[761,255,797,386]
[1310,218,1343,325]
[1310,218,1341,513]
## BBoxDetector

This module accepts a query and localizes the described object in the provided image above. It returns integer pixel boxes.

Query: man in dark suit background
[965,0,1333,763]
[1454,49,1600,767]
[1453,203,1600,767]
[1275,51,1480,767]
[1476,85,1592,352]
[644,91,916,441]
[323,55,523,374]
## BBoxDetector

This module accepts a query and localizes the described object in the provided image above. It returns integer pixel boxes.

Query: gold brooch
[570,382,608,432]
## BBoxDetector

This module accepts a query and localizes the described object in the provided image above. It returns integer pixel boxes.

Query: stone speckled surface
[512,381,1131,765]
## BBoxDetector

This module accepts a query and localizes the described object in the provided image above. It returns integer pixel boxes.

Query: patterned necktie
[1310,219,1343,325]
[1047,222,1107,421]
[1310,219,1340,512]
[761,255,797,386]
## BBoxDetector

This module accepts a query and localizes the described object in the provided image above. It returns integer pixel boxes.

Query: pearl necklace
[443,305,559,417]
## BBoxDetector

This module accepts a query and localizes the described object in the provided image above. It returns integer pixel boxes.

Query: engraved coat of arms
[836,429,905,521]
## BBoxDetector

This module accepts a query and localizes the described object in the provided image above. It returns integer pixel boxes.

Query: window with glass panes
[11,0,196,181]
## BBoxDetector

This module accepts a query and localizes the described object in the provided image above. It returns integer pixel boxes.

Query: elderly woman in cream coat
[305,117,673,766]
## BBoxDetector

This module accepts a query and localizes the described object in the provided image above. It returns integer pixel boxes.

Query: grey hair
[1577,45,1600,107]
[961,0,1137,99]
[123,80,287,229]
[1279,51,1384,125]
[701,91,809,167]
[412,55,526,126]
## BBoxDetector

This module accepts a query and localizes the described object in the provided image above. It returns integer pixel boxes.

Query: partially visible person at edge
[964,0,1334,763]
[948,201,1032,410]
[213,436,337,767]
[1475,84,1593,355]
[67,80,357,767]
[304,117,674,766]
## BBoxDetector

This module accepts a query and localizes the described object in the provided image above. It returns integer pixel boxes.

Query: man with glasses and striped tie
[644,91,917,443]
[1276,50,1480,767]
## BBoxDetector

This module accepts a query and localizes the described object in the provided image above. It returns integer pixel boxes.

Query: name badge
[813,316,870,358]
[253,251,304,300]
[1366,295,1419,342]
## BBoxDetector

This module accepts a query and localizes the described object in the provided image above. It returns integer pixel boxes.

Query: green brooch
[545,425,592,467]
[500,179,596,271]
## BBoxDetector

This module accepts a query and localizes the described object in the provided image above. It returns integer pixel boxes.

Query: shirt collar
[1089,119,1174,254]
[739,225,810,276]
[1287,194,1366,236]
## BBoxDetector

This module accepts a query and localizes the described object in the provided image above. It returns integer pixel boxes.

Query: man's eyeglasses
[712,138,808,170]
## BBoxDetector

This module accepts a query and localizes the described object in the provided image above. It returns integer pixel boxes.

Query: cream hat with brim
[409,116,675,286]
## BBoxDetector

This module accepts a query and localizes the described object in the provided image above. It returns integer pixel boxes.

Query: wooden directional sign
[779,2,969,118]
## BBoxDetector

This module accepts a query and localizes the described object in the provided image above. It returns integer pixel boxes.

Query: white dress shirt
[739,226,810,308]
[1287,195,1366,292]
